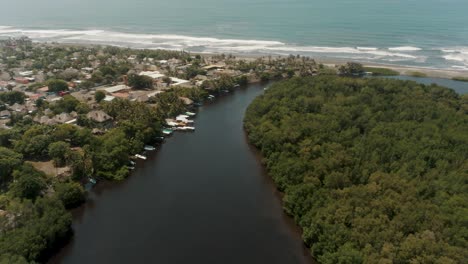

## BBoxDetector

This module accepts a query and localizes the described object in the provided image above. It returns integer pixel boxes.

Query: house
[54,112,75,124]
[139,71,165,80]
[87,110,113,123]
[81,67,94,73]
[14,77,29,85]
[170,77,191,87]
[99,84,130,94]
[9,103,25,113]
[112,92,130,99]
[103,95,115,102]
[19,71,34,77]
[34,115,57,125]
[0,110,11,119]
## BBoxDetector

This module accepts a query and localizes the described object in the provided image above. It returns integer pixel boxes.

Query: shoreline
[42,41,467,80]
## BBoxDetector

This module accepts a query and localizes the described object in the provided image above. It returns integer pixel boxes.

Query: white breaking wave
[0,26,438,65]
[388,46,422,51]
[356,47,378,51]
[439,47,468,66]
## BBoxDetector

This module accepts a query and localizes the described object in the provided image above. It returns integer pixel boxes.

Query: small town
[0,37,326,131]
[0,37,326,232]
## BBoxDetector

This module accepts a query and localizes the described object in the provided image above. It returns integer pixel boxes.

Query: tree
[244,76,468,263]
[48,141,70,167]
[54,181,85,209]
[51,95,79,114]
[9,164,46,200]
[128,74,153,89]
[47,79,69,93]
[338,62,364,76]
[0,91,26,105]
[0,147,23,185]
[95,90,106,103]
[162,76,172,85]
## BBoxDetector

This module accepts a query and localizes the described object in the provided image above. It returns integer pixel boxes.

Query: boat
[127,166,135,170]
[193,102,203,107]
[208,94,215,99]
[185,111,196,116]
[129,160,136,166]
[234,84,240,88]
[144,145,156,151]
[162,128,173,135]
[84,177,97,191]
[135,154,147,160]
[180,126,195,131]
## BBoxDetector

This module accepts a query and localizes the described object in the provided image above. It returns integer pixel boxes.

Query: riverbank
[49,82,313,264]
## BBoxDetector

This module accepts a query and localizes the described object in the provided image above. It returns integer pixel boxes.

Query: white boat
[162,129,173,135]
[135,154,147,160]
[144,145,156,151]
[185,111,196,116]
[179,126,195,131]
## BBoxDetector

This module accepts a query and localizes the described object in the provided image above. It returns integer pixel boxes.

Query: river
[49,83,312,264]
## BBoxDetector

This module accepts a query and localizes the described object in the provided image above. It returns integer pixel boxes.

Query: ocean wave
[388,46,422,51]
[439,47,468,66]
[0,25,447,67]
[357,47,378,51]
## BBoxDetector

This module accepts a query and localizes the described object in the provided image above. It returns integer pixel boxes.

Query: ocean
[1,0,467,70]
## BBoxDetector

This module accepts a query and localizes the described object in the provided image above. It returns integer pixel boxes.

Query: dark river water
[49,83,312,264]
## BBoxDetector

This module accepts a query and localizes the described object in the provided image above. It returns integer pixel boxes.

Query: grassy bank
[452,76,468,82]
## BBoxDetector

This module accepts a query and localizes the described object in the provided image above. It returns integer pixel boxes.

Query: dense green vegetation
[408,71,427,77]
[452,76,468,82]
[363,67,399,76]
[245,76,467,263]
[0,91,26,105]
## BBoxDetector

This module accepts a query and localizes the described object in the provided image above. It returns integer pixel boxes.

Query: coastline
[43,42,467,80]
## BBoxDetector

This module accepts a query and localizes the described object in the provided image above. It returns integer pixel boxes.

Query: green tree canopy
[245,76,468,263]
[9,164,47,201]
[48,141,70,167]
[54,181,85,209]
[338,62,364,76]
[0,91,26,105]
[95,90,106,103]
[128,74,153,89]
[0,147,23,185]
[47,79,69,93]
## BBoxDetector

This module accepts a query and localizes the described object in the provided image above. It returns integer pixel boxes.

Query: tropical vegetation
[245,76,468,263]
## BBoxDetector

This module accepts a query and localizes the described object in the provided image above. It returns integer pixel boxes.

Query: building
[170,77,191,87]
[99,84,130,94]
[0,110,11,119]
[139,71,165,80]
[14,77,29,85]
[87,110,113,123]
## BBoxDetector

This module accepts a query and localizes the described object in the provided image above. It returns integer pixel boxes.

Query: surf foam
[0,26,449,68]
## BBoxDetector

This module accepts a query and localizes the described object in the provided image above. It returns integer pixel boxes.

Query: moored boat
[135,154,147,160]
[162,128,173,135]
[144,145,156,151]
